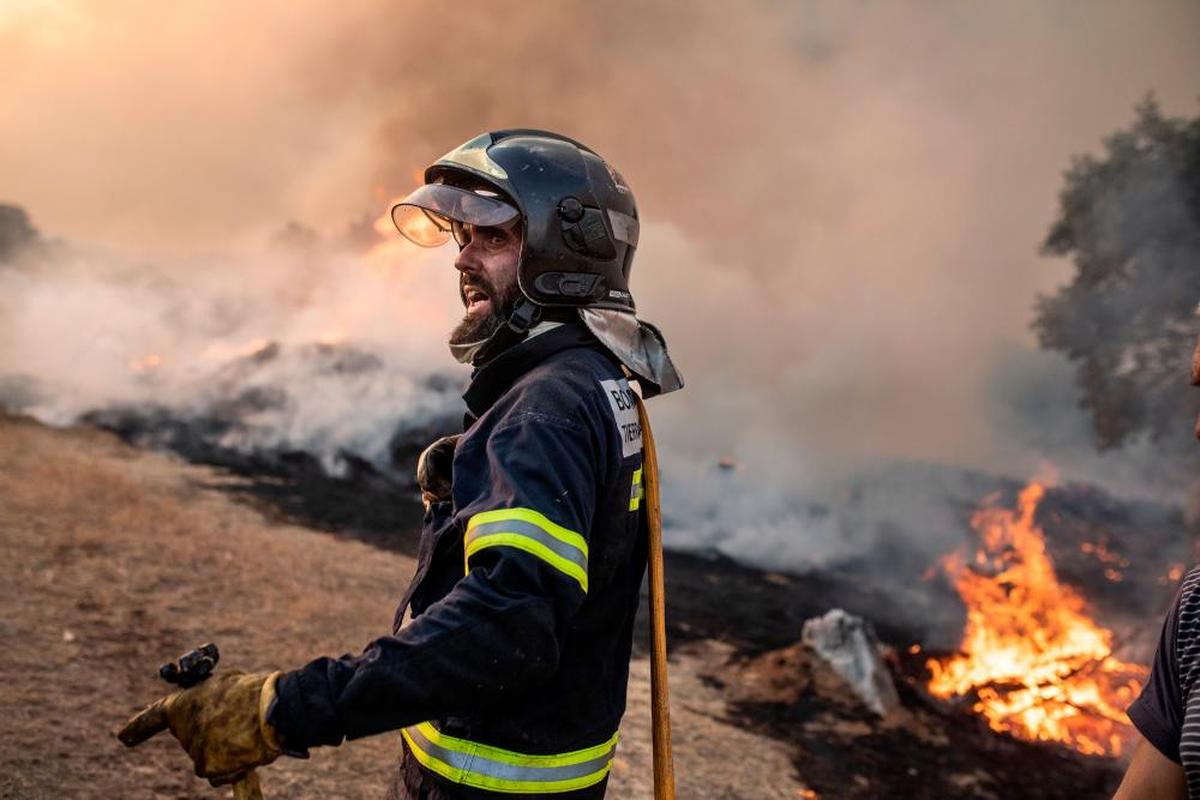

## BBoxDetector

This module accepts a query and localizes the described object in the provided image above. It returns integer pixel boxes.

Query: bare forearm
[1113,737,1186,800]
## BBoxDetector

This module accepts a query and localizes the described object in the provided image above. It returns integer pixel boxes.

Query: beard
[448,274,521,346]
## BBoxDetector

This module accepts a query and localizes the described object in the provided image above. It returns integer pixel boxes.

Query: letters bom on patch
[599,379,643,459]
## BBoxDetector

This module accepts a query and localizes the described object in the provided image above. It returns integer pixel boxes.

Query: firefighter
[119,129,683,799]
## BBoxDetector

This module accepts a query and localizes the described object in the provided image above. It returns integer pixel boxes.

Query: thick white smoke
[2,0,1199,568]
[0,233,467,475]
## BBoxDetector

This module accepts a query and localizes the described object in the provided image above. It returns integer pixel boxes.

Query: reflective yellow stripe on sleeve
[629,467,644,512]
[402,722,619,793]
[465,508,589,593]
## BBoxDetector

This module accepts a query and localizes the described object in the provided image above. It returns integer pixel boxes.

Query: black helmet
[391,129,640,313]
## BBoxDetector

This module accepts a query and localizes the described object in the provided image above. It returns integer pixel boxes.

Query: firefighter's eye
[479,227,509,248]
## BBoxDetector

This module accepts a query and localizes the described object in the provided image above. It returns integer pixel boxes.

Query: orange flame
[926,481,1147,757]
[1080,537,1130,585]
[316,327,346,346]
[129,353,162,373]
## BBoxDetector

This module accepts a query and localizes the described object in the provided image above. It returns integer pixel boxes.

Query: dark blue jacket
[270,322,648,797]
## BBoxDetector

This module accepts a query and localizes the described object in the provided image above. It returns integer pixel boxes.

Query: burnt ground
[3,413,1169,798]
[196,438,1164,799]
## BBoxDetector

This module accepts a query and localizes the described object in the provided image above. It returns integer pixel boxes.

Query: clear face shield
[390,183,519,247]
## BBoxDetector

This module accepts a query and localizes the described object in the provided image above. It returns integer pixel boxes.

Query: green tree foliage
[1035,97,1200,454]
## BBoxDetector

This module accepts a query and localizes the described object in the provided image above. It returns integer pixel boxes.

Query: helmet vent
[561,208,617,260]
[534,272,602,300]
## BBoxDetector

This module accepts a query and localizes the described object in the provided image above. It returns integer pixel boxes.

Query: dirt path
[0,415,801,799]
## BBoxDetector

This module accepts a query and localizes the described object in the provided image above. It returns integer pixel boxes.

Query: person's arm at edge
[1115,570,1195,798]
[1112,735,1186,799]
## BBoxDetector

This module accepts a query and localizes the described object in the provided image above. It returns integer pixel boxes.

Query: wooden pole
[232,770,263,800]
[636,396,676,800]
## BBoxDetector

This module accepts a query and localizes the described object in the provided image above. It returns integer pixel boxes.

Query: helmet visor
[390,183,519,247]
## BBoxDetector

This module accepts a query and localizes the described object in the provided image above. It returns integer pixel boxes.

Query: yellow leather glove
[118,670,284,786]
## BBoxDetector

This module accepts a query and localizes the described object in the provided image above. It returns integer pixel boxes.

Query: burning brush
[926,480,1147,757]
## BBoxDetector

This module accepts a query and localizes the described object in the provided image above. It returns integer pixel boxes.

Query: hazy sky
[2,0,1199,486]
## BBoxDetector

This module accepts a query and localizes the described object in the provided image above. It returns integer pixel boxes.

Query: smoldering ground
[2,0,1199,574]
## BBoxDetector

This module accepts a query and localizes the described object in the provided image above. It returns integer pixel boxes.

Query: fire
[1162,563,1186,585]
[128,353,162,374]
[926,480,1147,757]
[316,327,346,346]
[1080,537,1130,583]
[373,209,397,238]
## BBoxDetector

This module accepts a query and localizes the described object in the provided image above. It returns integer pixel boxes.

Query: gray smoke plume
[2,1,1199,568]
[0,224,466,477]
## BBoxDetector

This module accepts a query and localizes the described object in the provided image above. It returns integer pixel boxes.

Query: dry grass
[0,415,406,798]
[0,414,803,799]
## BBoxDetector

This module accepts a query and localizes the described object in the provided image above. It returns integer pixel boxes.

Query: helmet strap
[506,295,541,335]
[448,296,542,366]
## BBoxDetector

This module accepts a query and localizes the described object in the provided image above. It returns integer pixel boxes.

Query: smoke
[2,1,1199,564]
[0,224,466,476]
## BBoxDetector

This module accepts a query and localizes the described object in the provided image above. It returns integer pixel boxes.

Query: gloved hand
[117,670,285,786]
[417,434,459,508]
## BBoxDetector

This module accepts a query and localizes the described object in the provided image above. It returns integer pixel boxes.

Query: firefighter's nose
[454,245,481,276]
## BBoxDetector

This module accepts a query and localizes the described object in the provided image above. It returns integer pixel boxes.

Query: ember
[926,480,1147,757]
[128,353,162,374]
[1080,537,1130,584]
[1162,563,1186,586]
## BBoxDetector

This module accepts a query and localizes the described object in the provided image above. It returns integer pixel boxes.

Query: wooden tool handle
[636,396,676,800]
[232,770,263,800]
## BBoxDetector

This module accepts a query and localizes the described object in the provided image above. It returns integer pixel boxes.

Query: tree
[0,204,40,263]
[1035,97,1200,461]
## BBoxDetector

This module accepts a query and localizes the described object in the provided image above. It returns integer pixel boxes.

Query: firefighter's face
[449,218,523,344]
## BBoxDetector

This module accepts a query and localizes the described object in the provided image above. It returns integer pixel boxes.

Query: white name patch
[600,378,643,459]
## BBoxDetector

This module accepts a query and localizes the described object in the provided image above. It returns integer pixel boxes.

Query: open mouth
[463,285,491,315]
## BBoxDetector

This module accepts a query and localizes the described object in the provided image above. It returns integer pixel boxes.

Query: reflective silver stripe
[607,209,640,247]
[402,723,618,793]
[466,520,588,576]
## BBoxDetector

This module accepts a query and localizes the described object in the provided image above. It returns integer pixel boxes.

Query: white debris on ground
[801,609,901,718]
